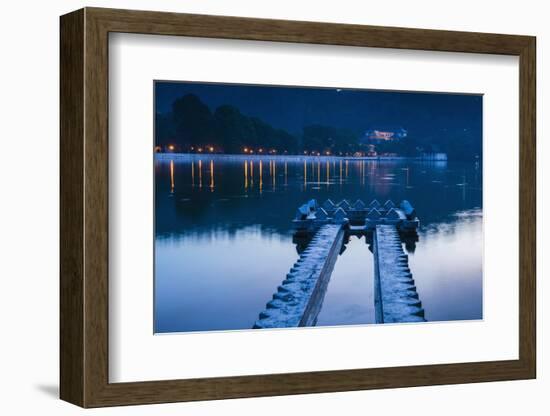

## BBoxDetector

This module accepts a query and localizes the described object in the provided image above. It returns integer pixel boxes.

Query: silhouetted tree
[214,105,257,153]
[155,112,175,147]
[172,94,215,148]
[303,125,359,154]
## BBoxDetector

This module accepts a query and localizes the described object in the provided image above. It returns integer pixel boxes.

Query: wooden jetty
[292,198,419,234]
[374,225,425,323]
[253,224,345,328]
[254,198,424,329]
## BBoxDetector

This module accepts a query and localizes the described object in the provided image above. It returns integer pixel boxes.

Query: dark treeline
[155,93,481,160]
[368,128,482,160]
[156,94,299,154]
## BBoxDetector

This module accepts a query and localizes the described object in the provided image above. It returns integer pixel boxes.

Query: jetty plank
[373,225,426,323]
[254,224,344,328]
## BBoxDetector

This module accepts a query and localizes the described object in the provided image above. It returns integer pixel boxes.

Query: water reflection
[244,160,248,190]
[316,235,375,326]
[209,160,214,191]
[198,159,202,188]
[272,160,276,189]
[155,155,482,333]
[155,226,295,333]
[169,159,175,193]
[410,209,483,321]
[259,160,263,193]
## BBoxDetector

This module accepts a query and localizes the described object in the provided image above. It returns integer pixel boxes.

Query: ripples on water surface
[154,156,482,333]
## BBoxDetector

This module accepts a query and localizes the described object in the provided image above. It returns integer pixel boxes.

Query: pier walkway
[374,225,425,323]
[254,199,425,328]
[253,224,345,328]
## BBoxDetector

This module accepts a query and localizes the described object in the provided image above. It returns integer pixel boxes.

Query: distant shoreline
[155,153,449,162]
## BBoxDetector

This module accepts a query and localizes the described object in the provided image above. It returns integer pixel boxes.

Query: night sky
[155,81,482,137]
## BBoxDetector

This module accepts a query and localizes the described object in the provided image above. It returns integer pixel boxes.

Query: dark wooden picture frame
[60,7,536,408]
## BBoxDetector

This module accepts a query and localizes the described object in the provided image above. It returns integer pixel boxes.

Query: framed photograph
[60,7,536,407]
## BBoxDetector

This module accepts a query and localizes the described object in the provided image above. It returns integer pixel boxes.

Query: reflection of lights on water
[209,160,214,191]
[244,160,248,190]
[169,160,175,193]
[272,160,276,189]
[259,160,263,193]
[317,161,320,184]
[250,161,254,186]
[174,158,475,197]
[369,161,376,177]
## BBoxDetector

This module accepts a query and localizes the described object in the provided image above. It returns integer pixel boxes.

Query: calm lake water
[154,155,483,333]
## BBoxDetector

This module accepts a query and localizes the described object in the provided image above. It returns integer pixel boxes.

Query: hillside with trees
[155,93,481,160]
